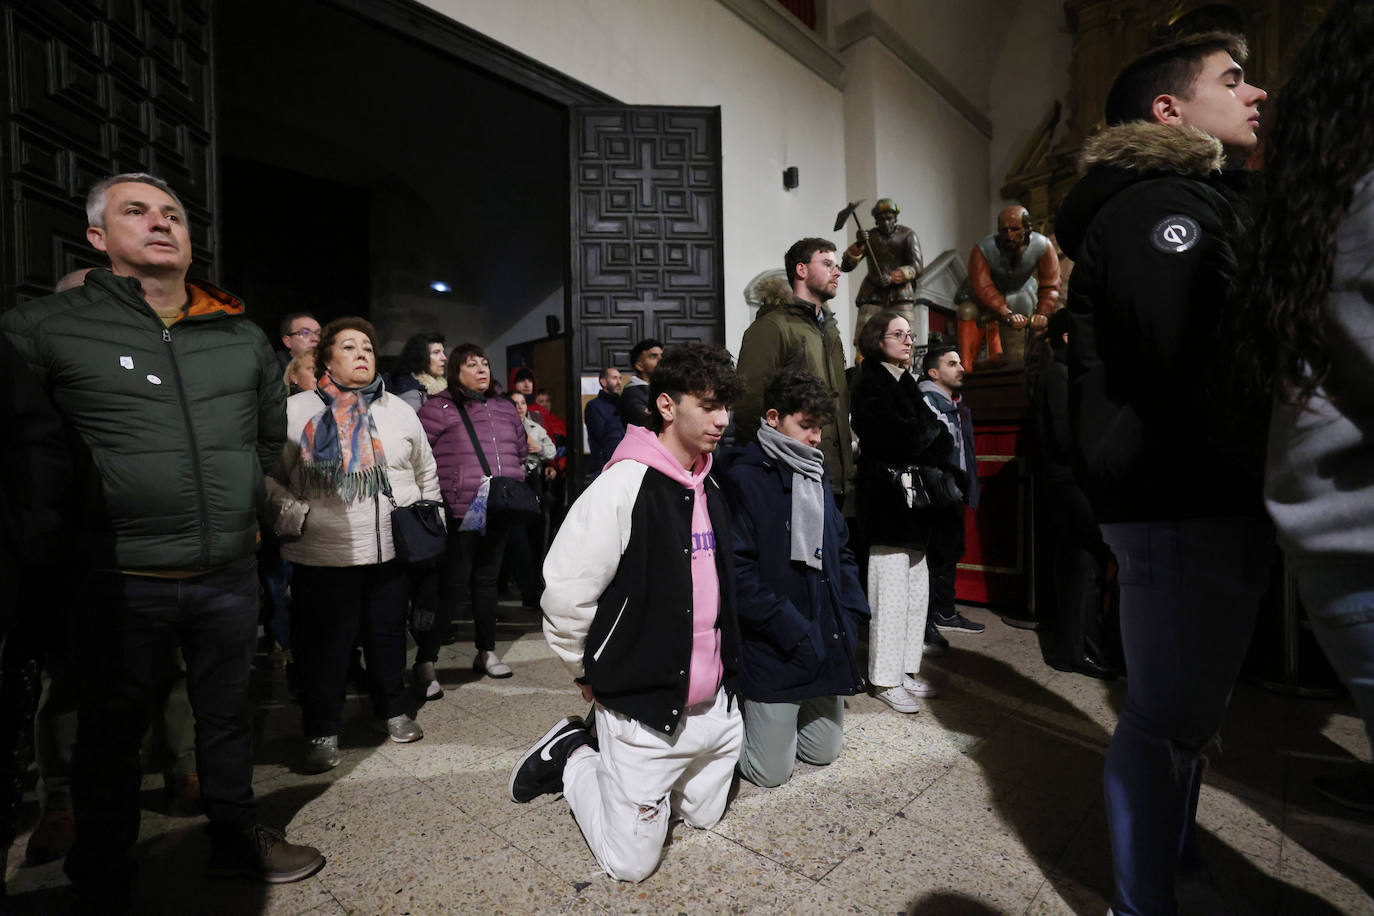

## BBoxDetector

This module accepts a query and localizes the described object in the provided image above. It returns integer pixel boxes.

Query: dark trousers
[926,503,966,619]
[425,523,509,657]
[500,516,542,603]
[65,558,260,889]
[1037,480,1115,667]
[293,562,409,737]
[1098,517,1274,916]
[256,528,292,650]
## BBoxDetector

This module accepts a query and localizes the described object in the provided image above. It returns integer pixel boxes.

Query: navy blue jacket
[584,389,625,473]
[720,442,868,703]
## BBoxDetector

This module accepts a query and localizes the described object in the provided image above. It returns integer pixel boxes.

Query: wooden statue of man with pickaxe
[835,198,924,348]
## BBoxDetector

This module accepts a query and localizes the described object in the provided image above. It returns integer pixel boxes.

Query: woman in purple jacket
[417,344,528,680]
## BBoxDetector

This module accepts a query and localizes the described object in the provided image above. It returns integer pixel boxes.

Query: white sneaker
[474,650,512,678]
[413,662,443,701]
[902,673,940,698]
[874,685,920,714]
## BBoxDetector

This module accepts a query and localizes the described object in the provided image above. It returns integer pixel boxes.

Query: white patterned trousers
[866,545,930,688]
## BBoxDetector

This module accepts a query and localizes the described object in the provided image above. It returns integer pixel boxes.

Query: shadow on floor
[923,649,1350,914]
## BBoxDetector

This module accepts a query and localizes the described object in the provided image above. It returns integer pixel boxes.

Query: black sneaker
[207,824,324,884]
[933,611,985,634]
[923,620,950,656]
[509,716,593,803]
[1314,768,1374,814]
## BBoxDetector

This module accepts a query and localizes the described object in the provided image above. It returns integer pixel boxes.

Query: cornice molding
[715,0,846,89]
[834,10,992,140]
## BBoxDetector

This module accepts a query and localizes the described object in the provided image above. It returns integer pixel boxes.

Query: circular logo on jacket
[1149,215,1202,253]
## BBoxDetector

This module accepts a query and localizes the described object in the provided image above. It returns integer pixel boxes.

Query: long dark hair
[397,331,444,376]
[1233,0,1374,407]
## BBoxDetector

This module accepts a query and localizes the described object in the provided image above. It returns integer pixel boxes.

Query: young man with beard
[509,343,745,883]
[617,338,663,429]
[918,346,983,637]
[1053,32,1270,915]
[735,238,853,507]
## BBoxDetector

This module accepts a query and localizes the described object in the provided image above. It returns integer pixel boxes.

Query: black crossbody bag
[456,401,541,522]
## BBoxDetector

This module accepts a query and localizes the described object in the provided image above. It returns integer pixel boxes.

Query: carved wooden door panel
[569,105,724,374]
[568,105,724,482]
[0,0,216,309]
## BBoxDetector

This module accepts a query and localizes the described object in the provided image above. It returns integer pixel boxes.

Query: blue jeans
[1099,517,1274,916]
[1296,562,1374,751]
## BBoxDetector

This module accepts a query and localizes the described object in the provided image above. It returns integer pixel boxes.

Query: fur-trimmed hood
[1056,122,1236,260]
[1078,122,1226,177]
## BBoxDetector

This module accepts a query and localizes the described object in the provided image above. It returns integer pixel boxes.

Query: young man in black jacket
[1053,32,1271,916]
[510,343,745,883]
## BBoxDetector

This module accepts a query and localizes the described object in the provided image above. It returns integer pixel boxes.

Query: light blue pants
[738,695,844,788]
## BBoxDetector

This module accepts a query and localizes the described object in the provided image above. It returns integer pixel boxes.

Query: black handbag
[388,497,448,565]
[457,401,542,522]
[918,466,966,507]
[881,464,931,511]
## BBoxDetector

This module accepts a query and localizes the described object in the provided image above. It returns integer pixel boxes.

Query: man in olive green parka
[734,237,854,506]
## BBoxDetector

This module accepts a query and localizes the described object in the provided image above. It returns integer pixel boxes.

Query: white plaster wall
[415,0,855,360]
[986,0,1074,220]
[842,39,992,290]
[830,0,1012,112]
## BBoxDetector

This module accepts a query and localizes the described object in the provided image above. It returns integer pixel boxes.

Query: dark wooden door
[0,0,217,308]
[567,105,724,480]
[569,106,724,369]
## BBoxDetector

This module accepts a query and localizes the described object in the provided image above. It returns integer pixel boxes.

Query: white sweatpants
[562,687,744,882]
[867,545,930,688]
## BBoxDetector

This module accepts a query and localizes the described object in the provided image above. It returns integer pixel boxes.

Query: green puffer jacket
[1,269,285,571]
[734,297,854,496]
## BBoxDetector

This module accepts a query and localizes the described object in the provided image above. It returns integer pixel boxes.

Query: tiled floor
[6,604,1372,914]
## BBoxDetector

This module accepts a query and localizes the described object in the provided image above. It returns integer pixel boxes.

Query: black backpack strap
[456,399,494,477]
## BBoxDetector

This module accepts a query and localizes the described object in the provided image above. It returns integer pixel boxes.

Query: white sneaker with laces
[902,673,940,698]
[874,685,921,714]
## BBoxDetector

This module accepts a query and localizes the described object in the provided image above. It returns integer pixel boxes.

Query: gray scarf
[756,420,826,570]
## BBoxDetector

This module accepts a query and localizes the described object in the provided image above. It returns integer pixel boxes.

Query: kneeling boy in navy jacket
[721,368,869,788]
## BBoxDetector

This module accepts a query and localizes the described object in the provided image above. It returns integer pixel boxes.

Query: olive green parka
[1,269,285,571]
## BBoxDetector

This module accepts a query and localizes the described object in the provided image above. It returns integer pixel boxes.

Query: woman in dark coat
[850,310,955,713]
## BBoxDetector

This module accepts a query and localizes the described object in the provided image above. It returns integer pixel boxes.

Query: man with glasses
[735,238,853,507]
[278,312,321,370]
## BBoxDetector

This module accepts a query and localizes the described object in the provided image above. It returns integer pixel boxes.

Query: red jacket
[418,388,527,519]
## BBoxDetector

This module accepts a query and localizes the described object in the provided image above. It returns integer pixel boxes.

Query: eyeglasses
[809,257,840,272]
[289,328,321,340]
[884,331,914,342]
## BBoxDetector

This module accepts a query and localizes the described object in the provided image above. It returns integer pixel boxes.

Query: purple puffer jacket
[418,388,528,520]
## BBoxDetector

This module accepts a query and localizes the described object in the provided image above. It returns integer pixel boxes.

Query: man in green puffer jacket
[1,173,321,906]
[735,238,854,508]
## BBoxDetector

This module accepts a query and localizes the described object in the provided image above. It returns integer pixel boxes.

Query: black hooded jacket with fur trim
[1054,122,1263,522]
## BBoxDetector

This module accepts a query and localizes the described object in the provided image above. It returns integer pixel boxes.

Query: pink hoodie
[605,425,723,706]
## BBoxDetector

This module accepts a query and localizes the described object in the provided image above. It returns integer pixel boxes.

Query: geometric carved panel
[569,106,724,376]
[1,0,217,310]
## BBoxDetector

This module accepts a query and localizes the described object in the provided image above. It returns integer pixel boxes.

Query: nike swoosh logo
[539,728,578,761]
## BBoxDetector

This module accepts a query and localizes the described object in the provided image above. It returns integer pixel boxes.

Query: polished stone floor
[5,604,1372,914]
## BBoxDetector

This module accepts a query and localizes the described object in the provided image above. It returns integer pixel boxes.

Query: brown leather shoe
[207,824,324,884]
[25,804,76,865]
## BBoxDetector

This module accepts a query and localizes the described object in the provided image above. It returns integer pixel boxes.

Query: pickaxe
[833,200,887,283]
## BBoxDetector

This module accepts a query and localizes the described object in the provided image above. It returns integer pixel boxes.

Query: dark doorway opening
[214,0,568,384]
[219,156,370,341]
